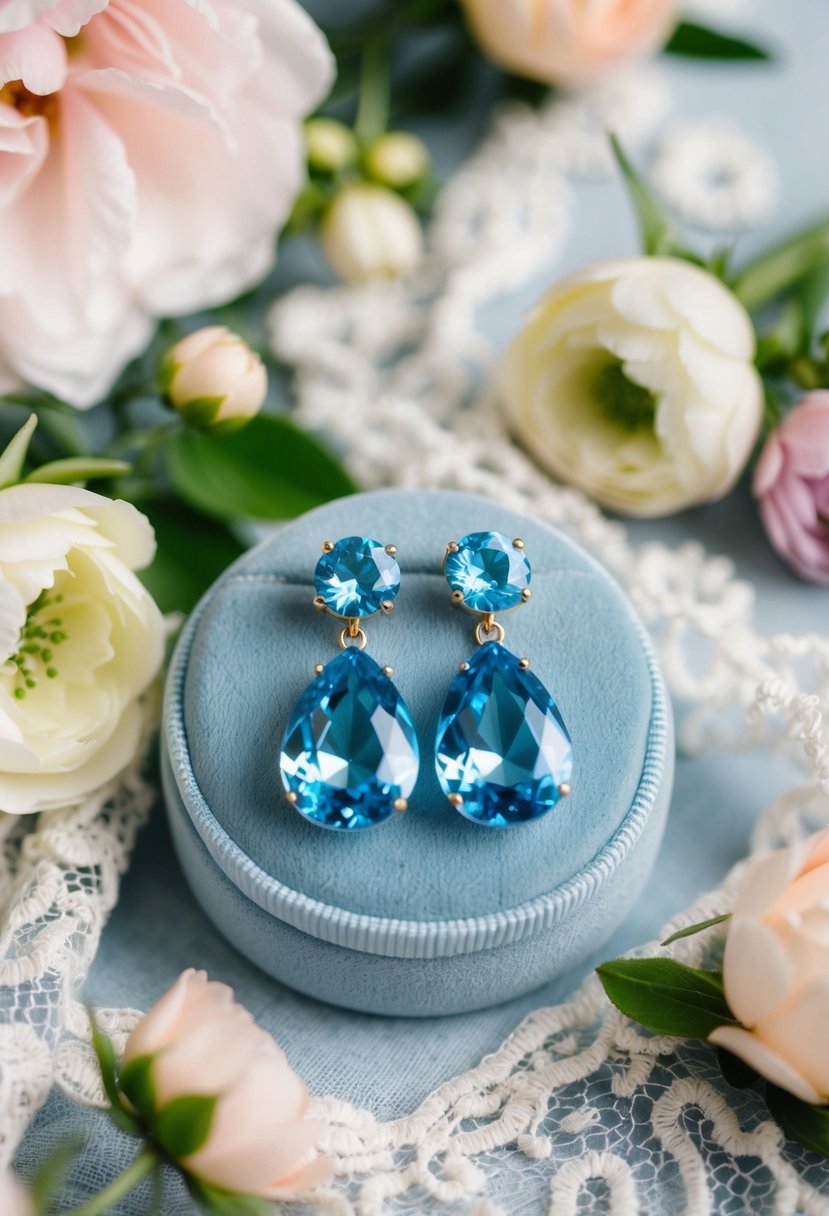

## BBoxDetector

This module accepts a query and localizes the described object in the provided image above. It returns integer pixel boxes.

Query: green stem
[64,1149,158,1216]
[732,215,829,313]
[354,35,390,145]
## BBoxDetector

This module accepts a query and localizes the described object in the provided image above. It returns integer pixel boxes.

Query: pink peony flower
[122,969,331,1199]
[0,0,333,406]
[458,0,678,90]
[753,392,829,584]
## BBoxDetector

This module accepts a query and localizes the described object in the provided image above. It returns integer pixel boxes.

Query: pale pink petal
[241,0,334,115]
[47,0,109,36]
[0,106,47,208]
[758,978,829,1098]
[752,433,784,498]
[152,1012,266,1106]
[722,915,794,1027]
[0,0,59,35]
[261,1151,333,1199]
[708,1025,822,1104]
[125,970,207,1061]
[0,26,67,93]
[186,1120,323,1194]
[803,829,829,874]
[733,843,809,918]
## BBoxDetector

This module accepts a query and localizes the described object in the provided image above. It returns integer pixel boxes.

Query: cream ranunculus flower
[122,969,330,1199]
[0,483,164,815]
[709,830,829,1104]
[501,257,763,517]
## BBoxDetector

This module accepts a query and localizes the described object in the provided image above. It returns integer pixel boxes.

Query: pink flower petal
[753,433,784,497]
[0,26,67,93]
[722,915,794,1027]
[759,977,829,1098]
[708,1025,822,1104]
[125,970,205,1062]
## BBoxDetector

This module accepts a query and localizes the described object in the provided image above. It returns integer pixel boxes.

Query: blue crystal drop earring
[279,536,420,830]
[435,531,573,827]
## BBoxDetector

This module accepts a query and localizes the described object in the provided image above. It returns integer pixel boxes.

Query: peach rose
[0,0,332,406]
[710,830,829,1104]
[122,970,330,1199]
[458,0,678,89]
[162,326,267,432]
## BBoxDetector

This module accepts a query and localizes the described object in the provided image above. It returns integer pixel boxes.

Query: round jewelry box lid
[163,489,671,960]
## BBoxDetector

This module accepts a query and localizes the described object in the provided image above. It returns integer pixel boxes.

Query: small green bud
[364,131,430,191]
[305,117,358,175]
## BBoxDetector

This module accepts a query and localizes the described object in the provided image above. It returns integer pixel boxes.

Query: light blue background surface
[14,0,829,1211]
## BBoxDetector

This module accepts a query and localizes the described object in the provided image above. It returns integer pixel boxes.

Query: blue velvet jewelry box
[161,488,674,1017]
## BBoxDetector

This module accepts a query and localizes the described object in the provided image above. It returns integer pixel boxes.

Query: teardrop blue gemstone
[280,648,420,830]
[435,642,573,827]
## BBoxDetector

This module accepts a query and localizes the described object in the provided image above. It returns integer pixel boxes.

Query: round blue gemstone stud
[445,531,531,613]
[315,536,401,619]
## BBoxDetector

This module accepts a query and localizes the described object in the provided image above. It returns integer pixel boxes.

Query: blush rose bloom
[753,392,829,584]
[501,257,763,517]
[0,483,164,814]
[458,0,678,90]
[0,0,333,406]
[123,970,331,1199]
[710,830,829,1104]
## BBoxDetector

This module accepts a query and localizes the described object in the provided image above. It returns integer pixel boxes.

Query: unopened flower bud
[364,131,430,190]
[161,326,267,432]
[305,117,358,175]
[321,184,423,284]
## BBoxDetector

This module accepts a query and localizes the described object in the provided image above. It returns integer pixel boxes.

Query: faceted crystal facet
[445,531,531,613]
[315,535,400,618]
[435,642,572,827]
[280,647,419,830]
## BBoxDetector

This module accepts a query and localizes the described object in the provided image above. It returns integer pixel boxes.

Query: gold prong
[558,783,571,798]
[446,541,460,554]
[448,793,464,808]
[313,594,326,611]
[380,599,395,614]
[385,544,397,557]
[313,663,324,676]
[450,590,464,605]
[383,665,394,678]
[321,540,334,553]
[286,791,298,804]
[458,661,470,672]
[521,588,532,602]
[513,537,525,550]
[518,657,530,670]
[393,797,408,814]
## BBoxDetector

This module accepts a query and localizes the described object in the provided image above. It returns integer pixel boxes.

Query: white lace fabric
[3,68,829,1215]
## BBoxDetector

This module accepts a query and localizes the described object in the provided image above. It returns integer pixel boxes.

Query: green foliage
[0,414,38,487]
[188,1179,276,1216]
[767,1085,829,1158]
[138,500,246,615]
[661,913,731,947]
[162,412,356,523]
[664,20,773,62]
[119,1054,156,1119]
[596,958,738,1039]
[154,1095,218,1160]
[24,457,131,485]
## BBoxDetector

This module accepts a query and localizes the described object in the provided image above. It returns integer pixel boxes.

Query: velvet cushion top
[167,488,668,960]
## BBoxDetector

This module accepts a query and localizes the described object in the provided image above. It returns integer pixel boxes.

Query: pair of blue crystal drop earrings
[278,532,574,830]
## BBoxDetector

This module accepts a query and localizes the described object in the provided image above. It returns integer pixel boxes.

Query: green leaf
[119,1053,156,1118]
[0,413,37,487]
[609,134,675,258]
[24,456,131,485]
[162,412,356,523]
[154,1095,218,1160]
[661,913,731,946]
[732,216,829,313]
[90,1015,123,1112]
[31,1134,85,1209]
[664,20,773,62]
[188,1178,275,1216]
[716,1047,760,1091]
[767,1085,829,1158]
[138,499,246,615]
[596,958,738,1039]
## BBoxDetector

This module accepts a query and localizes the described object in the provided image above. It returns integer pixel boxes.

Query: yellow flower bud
[305,117,358,174]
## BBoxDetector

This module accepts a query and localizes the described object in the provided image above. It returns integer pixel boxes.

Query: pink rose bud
[161,327,267,432]
[121,970,330,1200]
[709,829,829,1103]
[459,0,678,90]
[753,392,829,584]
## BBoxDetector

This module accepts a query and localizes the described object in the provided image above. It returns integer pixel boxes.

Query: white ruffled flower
[0,484,164,814]
[501,257,763,517]
[651,117,778,231]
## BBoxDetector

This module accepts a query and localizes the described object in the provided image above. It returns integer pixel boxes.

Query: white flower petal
[708,1025,822,1105]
